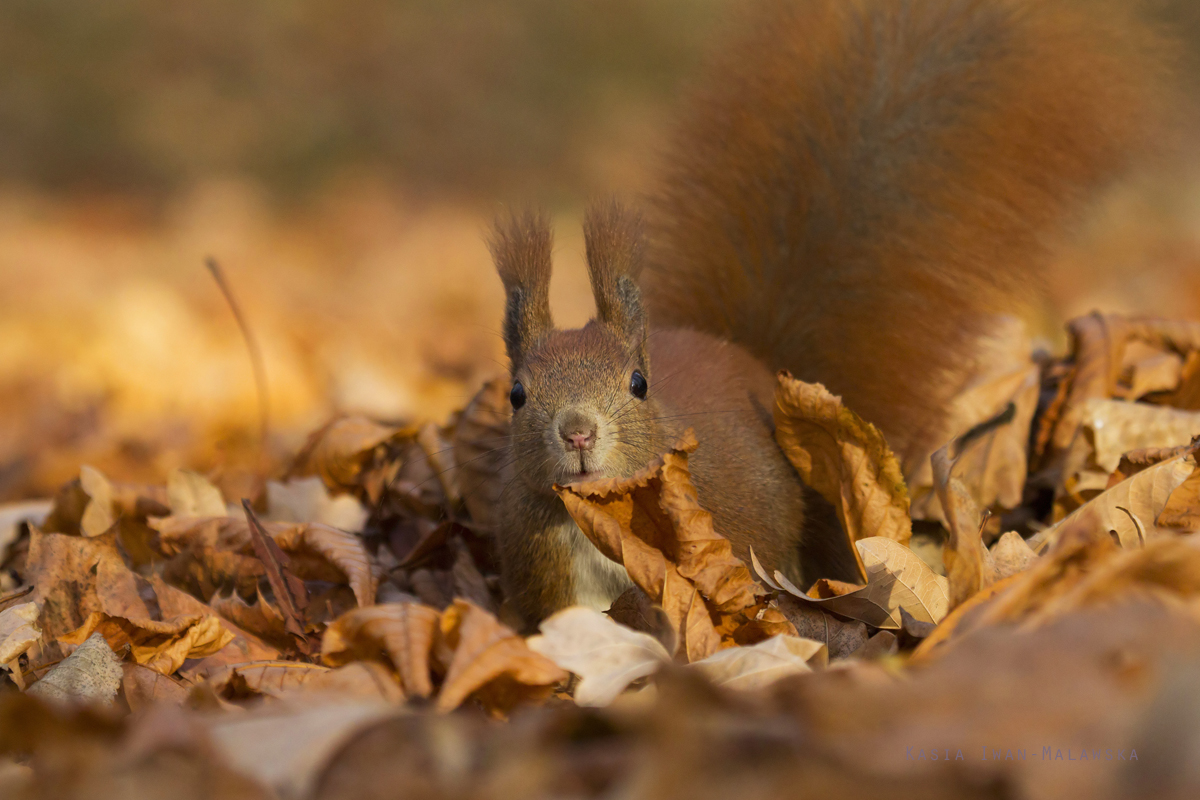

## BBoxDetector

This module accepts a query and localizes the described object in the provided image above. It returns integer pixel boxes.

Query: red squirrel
[488,0,1175,628]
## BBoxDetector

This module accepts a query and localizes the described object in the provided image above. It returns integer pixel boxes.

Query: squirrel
[487,0,1175,628]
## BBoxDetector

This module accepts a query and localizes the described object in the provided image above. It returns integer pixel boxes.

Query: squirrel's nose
[558,413,597,451]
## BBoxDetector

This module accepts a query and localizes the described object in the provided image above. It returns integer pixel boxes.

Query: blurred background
[1,0,1200,502]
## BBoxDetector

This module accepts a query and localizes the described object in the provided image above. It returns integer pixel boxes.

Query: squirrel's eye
[630,370,648,400]
[510,381,526,410]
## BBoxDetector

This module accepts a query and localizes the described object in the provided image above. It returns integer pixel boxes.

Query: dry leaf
[0,601,41,665]
[528,606,669,707]
[151,575,281,678]
[204,660,334,699]
[322,602,440,699]
[79,465,116,537]
[121,662,189,712]
[1083,399,1200,473]
[211,586,289,647]
[933,446,995,610]
[910,317,1039,517]
[1108,443,1193,488]
[770,596,869,660]
[243,501,310,648]
[291,415,415,494]
[27,632,122,705]
[453,377,512,529]
[557,432,766,662]
[435,599,567,714]
[152,515,377,608]
[780,537,949,629]
[1124,350,1184,400]
[167,469,227,517]
[689,634,826,691]
[988,532,1039,580]
[1045,451,1198,549]
[265,477,367,532]
[0,500,51,555]
[1158,450,1200,528]
[61,611,235,675]
[774,373,911,565]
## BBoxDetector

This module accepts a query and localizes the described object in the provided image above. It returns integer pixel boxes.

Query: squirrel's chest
[553,519,634,611]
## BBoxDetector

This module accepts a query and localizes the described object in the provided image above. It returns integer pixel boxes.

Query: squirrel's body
[489,0,1174,627]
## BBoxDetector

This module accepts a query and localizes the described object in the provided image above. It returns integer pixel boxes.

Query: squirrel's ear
[489,207,554,371]
[584,199,648,353]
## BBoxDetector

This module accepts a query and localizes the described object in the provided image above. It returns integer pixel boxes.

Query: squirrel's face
[489,202,655,494]
[507,322,661,493]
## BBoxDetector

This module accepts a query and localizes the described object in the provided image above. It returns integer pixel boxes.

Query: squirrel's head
[488,200,662,494]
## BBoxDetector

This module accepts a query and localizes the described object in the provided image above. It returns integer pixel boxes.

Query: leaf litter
[2,311,1200,799]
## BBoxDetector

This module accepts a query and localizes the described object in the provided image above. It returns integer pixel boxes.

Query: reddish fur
[644,0,1175,472]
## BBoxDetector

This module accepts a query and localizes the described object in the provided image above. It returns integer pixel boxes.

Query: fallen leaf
[1083,399,1200,473]
[0,601,41,665]
[528,606,669,707]
[1107,443,1193,488]
[243,501,309,648]
[1124,350,1184,400]
[770,596,868,660]
[1044,450,1198,549]
[265,477,367,532]
[152,515,377,608]
[122,662,189,712]
[79,465,116,537]
[453,377,512,529]
[322,602,440,699]
[60,611,235,675]
[850,630,898,660]
[557,432,769,662]
[773,373,910,569]
[689,634,826,690]
[150,575,281,677]
[27,632,122,705]
[988,532,1039,580]
[435,599,567,714]
[910,317,1039,518]
[933,446,994,610]
[203,660,333,699]
[0,500,51,557]
[290,415,415,495]
[210,585,288,647]
[1158,449,1200,528]
[779,537,949,629]
[167,469,227,517]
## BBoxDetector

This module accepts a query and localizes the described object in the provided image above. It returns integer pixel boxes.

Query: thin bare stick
[205,257,270,446]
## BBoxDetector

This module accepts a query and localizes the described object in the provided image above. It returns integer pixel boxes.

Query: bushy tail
[643,0,1176,473]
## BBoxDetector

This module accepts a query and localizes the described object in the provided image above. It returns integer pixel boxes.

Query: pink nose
[563,430,596,451]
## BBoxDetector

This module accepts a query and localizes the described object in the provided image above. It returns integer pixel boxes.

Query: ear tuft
[584,199,647,345]
[488,207,554,371]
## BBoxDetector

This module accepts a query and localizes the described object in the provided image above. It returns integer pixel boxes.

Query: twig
[206,257,270,448]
